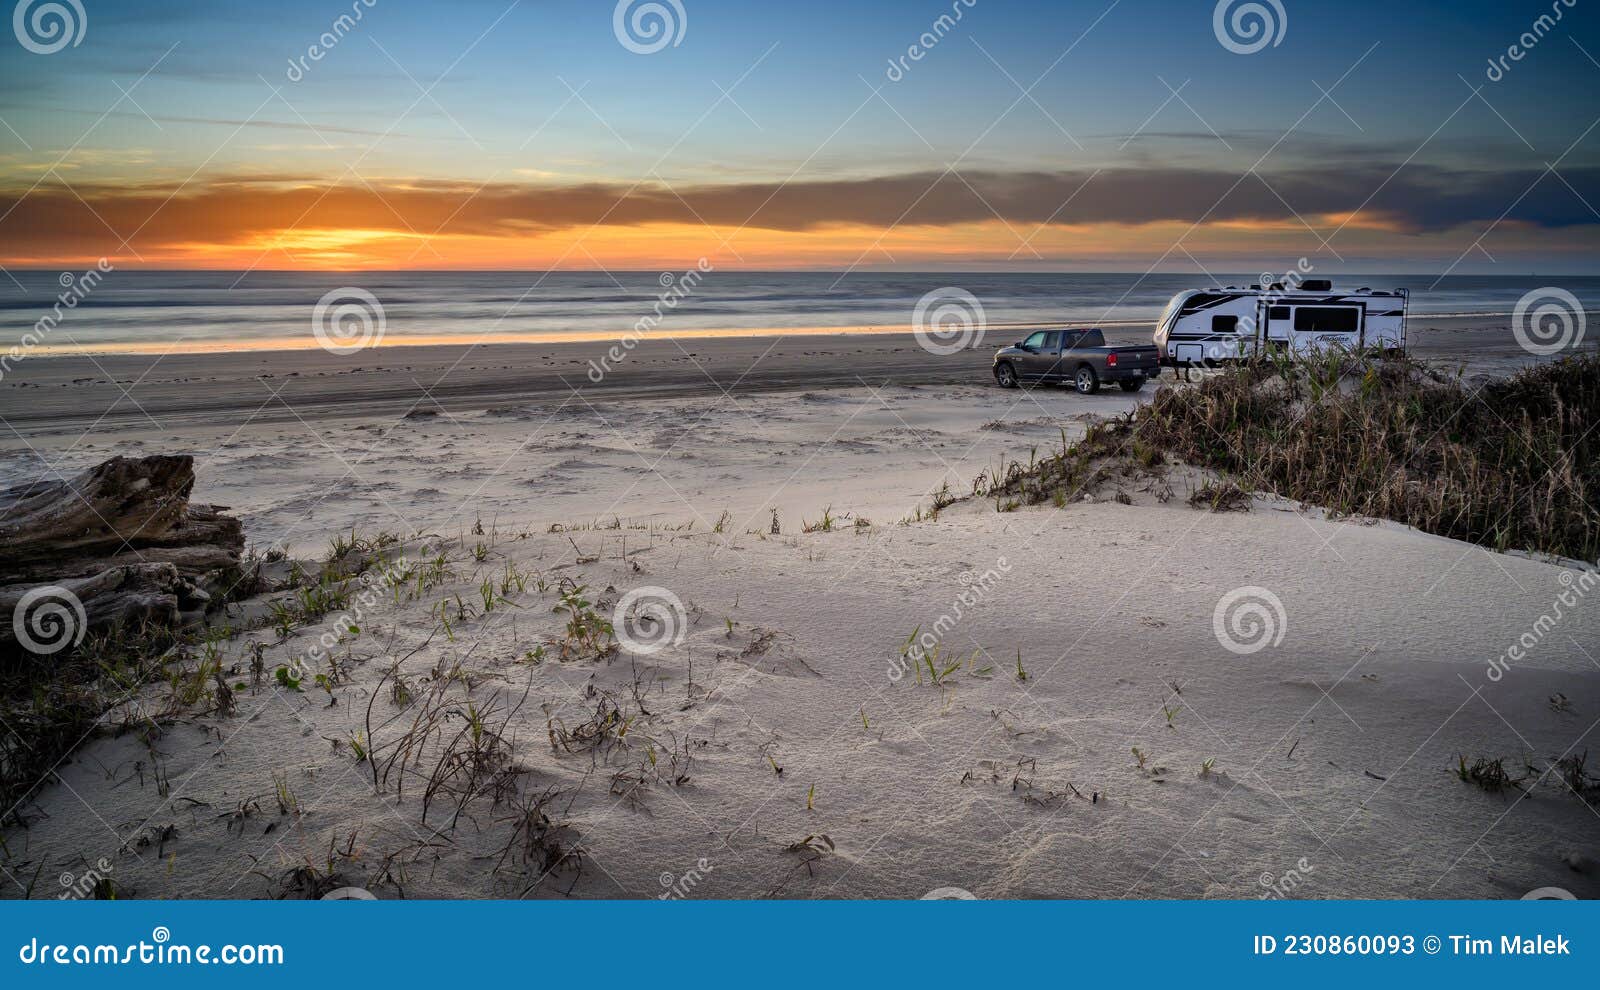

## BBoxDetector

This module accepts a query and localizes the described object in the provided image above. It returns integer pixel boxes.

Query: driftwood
[0,455,245,654]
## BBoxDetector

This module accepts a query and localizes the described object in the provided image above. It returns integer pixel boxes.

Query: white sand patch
[5,495,1596,900]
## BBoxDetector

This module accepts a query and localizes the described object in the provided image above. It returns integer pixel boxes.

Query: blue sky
[1,0,1596,269]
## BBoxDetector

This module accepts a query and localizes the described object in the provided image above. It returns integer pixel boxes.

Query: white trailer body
[1153,281,1408,366]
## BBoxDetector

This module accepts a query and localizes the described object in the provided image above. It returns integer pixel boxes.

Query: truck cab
[994,328,1160,394]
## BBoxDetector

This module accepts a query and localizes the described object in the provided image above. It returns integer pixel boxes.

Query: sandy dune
[3,342,1597,899]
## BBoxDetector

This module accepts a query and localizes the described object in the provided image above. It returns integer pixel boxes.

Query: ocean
[4,270,1597,355]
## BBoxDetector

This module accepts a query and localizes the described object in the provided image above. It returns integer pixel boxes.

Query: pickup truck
[992,328,1160,394]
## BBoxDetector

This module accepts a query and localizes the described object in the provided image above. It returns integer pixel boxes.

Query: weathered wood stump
[0,455,246,654]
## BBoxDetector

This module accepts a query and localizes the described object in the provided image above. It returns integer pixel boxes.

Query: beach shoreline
[0,316,1566,435]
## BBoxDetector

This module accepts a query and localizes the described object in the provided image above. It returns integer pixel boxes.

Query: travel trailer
[1153,280,1408,368]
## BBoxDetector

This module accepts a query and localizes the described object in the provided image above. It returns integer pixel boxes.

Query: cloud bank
[2,163,1594,260]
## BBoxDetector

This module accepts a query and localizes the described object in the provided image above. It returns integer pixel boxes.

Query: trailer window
[1211,315,1238,333]
[1269,306,1290,321]
[1293,307,1359,332]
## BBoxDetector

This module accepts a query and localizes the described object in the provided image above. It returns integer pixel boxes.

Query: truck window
[1078,329,1105,347]
[1022,331,1049,349]
[1042,331,1061,350]
[1293,307,1360,332]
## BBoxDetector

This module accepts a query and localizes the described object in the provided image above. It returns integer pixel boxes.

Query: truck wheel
[994,362,1018,389]
[1074,365,1100,395]
[1119,379,1145,393]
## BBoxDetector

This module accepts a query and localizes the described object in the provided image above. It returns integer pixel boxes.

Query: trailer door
[1265,304,1292,352]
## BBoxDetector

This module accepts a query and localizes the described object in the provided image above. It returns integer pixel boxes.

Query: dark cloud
[1,164,1594,257]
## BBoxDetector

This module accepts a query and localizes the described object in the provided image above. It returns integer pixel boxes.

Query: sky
[0,0,1596,272]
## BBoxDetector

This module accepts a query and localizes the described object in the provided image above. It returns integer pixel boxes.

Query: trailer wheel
[994,362,1018,389]
[1073,365,1100,395]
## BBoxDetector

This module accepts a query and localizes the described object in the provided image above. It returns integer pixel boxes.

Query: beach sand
[1,317,1596,900]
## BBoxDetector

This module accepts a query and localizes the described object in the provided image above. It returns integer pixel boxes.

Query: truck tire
[1119,379,1145,393]
[994,362,1018,388]
[1073,365,1100,395]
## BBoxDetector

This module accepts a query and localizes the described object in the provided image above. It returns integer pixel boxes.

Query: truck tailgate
[1113,346,1159,368]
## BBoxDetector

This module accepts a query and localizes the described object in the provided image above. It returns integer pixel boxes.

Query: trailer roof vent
[1301,279,1333,291]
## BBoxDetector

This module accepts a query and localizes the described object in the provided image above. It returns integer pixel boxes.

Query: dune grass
[980,351,1600,562]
